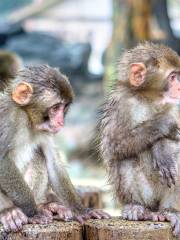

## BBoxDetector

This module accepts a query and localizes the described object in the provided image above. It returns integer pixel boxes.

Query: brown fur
[99,42,180,235]
[0,51,22,91]
[0,65,109,232]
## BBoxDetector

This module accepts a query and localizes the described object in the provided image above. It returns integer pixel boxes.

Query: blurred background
[0,0,180,215]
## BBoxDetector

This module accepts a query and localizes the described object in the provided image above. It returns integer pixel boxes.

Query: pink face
[163,72,180,104]
[36,103,67,134]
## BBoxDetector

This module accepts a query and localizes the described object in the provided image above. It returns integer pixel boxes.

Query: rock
[4,32,91,76]
[0,22,24,45]
[0,221,82,240]
[84,217,178,240]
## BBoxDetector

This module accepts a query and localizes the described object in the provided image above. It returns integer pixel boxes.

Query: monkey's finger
[90,211,104,219]
[16,209,28,224]
[11,211,25,230]
[152,213,159,222]
[153,159,158,169]
[60,209,73,221]
[93,210,111,219]
[143,211,152,221]
[41,209,53,219]
[56,210,67,221]
[58,211,72,222]
[75,215,85,224]
[163,169,173,187]
[170,169,177,185]
[122,211,128,219]
[167,214,177,228]
[159,171,166,185]
[39,215,53,224]
[79,214,89,220]
[47,202,59,213]
[122,209,133,220]
[126,211,133,220]
[131,211,138,221]
[0,217,11,232]
[28,215,52,225]
[173,219,180,236]
[12,217,23,231]
[157,214,166,222]
[6,215,19,232]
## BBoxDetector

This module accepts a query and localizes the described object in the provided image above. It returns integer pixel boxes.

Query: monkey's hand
[152,140,178,187]
[38,202,73,222]
[28,208,53,225]
[0,207,28,232]
[73,208,110,224]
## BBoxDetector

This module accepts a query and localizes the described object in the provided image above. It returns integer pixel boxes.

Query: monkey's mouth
[35,122,63,134]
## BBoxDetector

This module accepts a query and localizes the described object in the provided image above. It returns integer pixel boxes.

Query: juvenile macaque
[0,65,109,232]
[0,50,22,91]
[99,42,180,236]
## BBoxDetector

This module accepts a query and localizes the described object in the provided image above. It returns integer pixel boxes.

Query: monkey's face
[35,101,70,133]
[129,61,180,104]
[162,71,180,104]
[11,66,73,134]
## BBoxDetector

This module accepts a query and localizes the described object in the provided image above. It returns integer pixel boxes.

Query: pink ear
[129,63,147,87]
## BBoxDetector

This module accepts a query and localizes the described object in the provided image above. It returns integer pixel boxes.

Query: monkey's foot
[122,204,152,221]
[74,209,111,224]
[28,209,53,225]
[0,207,28,232]
[38,202,73,222]
[150,211,180,236]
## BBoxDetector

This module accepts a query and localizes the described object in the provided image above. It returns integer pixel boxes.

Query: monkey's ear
[12,82,33,105]
[129,63,147,87]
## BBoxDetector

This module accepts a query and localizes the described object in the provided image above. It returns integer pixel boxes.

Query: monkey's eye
[169,72,177,82]
[43,114,49,122]
[50,103,61,113]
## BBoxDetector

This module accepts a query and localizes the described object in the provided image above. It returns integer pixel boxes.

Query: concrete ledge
[84,217,179,240]
[1,217,180,240]
[0,221,82,240]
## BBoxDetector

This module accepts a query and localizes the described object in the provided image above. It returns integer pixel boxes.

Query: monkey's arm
[0,106,37,217]
[0,158,37,216]
[152,138,179,187]
[101,110,177,161]
[42,144,84,211]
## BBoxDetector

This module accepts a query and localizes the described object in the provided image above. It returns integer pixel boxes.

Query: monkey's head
[0,51,22,80]
[118,42,180,104]
[11,65,74,134]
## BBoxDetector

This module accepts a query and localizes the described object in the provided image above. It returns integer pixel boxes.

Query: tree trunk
[104,0,152,89]
[76,186,103,209]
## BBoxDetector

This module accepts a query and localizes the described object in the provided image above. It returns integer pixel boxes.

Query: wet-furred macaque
[0,50,22,91]
[99,42,180,236]
[0,65,110,232]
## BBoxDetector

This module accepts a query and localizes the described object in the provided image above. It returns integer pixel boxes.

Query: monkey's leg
[26,148,74,222]
[42,144,110,223]
[113,158,158,221]
[0,192,28,232]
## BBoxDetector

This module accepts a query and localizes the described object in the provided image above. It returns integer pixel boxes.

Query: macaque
[0,65,109,232]
[0,50,22,91]
[99,42,180,236]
